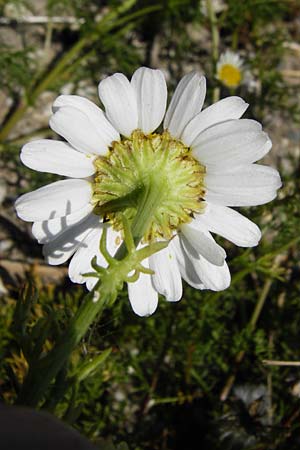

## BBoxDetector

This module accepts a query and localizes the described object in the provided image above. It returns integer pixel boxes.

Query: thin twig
[262,360,300,367]
[0,16,85,25]
[267,332,274,426]
[282,41,300,53]
[280,69,300,78]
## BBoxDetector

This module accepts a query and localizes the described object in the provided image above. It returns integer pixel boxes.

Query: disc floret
[218,64,242,88]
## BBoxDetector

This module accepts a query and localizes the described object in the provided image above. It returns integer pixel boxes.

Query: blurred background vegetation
[0,0,300,449]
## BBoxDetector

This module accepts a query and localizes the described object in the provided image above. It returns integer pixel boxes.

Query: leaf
[71,348,112,383]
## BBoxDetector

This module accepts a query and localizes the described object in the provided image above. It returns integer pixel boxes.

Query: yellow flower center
[218,64,242,88]
[92,130,206,243]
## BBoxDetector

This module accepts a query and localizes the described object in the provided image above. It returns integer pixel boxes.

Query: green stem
[206,0,220,103]
[17,284,107,406]
[0,101,29,143]
[17,180,167,407]
[206,0,219,67]
[131,174,166,245]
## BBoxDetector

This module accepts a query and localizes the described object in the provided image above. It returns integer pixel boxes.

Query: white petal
[195,203,261,247]
[127,259,158,316]
[205,164,282,206]
[32,204,94,244]
[170,238,205,290]
[69,225,121,285]
[164,72,206,139]
[192,119,271,169]
[131,67,167,134]
[50,96,119,155]
[86,277,98,291]
[53,95,119,141]
[149,245,182,302]
[193,256,231,291]
[180,221,226,266]
[53,94,101,114]
[68,227,104,284]
[15,179,92,222]
[178,236,231,291]
[43,213,100,265]
[21,139,96,178]
[98,73,138,137]
[182,96,249,146]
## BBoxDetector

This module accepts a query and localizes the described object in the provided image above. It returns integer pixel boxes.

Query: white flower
[216,50,244,89]
[15,67,281,316]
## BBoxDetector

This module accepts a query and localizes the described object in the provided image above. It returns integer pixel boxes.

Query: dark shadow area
[0,403,98,450]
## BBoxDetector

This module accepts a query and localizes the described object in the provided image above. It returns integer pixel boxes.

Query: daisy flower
[15,67,281,316]
[216,50,244,89]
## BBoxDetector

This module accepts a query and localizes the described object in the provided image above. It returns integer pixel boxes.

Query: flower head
[15,67,281,316]
[216,50,244,89]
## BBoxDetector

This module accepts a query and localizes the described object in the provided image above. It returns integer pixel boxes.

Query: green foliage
[0,47,36,95]
[224,0,289,28]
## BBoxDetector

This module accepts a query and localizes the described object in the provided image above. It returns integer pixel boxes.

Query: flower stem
[131,174,166,244]
[16,284,108,407]
[206,0,220,103]
[17,180,167,407]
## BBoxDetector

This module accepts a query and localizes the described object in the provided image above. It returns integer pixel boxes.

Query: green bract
[92,130,206,242]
